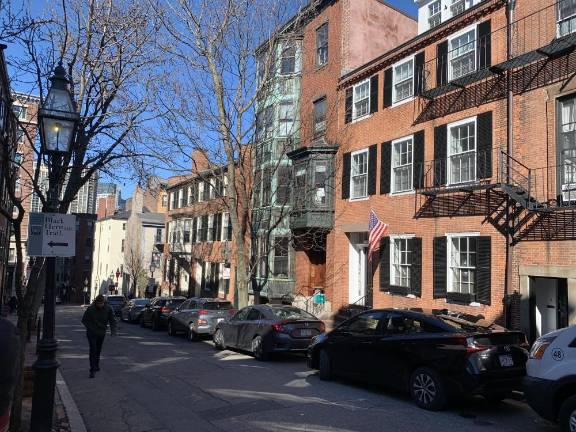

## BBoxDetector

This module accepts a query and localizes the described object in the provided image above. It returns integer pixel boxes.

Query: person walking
[81,295,117,378]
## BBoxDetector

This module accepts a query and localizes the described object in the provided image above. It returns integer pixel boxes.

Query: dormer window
[428,0,441,29]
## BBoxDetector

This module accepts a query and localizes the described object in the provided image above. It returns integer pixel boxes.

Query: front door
[348,233,368,305]
[532,277,569,338]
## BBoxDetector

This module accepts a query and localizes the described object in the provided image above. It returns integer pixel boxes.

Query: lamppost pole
[30,62,79,432]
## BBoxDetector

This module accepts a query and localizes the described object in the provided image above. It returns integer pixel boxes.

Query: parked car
[307,309,529,411]
[104,295,126,317]
[524,325,576,431]
[167,298,235,341]
[213,305,325,361]
[121,298,150,323]
[140,296,186,330]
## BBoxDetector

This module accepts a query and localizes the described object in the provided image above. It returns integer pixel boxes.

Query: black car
[121,298,150,323]
[308,309,529,410]
[139,296,186,330]
[104,295,127,317]
[213,305,325,361]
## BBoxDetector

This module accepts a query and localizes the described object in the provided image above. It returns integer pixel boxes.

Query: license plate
[300,329,313,337]
[499,355,514,367]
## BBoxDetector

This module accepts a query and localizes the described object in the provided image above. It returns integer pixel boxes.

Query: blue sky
[386,0,418,18]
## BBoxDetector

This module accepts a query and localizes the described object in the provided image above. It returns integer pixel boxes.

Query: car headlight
[529,336,556,359]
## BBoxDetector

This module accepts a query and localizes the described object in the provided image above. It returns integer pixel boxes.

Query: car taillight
[228,309,236,316]
[530,336,556,359]
[160,307,171,313]
[198,309,209,316]
[272,321,289,333]
[465,337,489,353]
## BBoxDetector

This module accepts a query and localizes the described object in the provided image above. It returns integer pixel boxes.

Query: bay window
[278,101,295,137]
[316,23,328,66]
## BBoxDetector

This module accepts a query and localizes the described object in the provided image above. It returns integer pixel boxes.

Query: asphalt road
[55,305,558,432]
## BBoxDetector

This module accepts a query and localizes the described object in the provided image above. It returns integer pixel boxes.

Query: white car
[524,326,576,431]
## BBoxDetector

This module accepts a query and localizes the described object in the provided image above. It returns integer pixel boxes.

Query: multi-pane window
[202,180,211,201]
[314,161,328,206]
[351,150,368,199]
[451,0,466,17]
[316,23,328,66]
[183,219,191,243]
[449,119,476,184]
[13,105,27,120]
[449,236,477,295]
[559,97,576,201]
[276,166,291,205]
[195,217,202,243]
[207,215,214,242]
[171,191,178,209]
[279,78,294,96]
[353,79,370,120]
[161,195,168,208]
[294,166,306,209]
[155,228,163,244]
[558,0,576,37]
[313,97,326,136]
[280,45,296,75]
[392,137,413,193]
[200,215,209,241]
[449,28,476,80]
[429,0,441,29]
[391,238,412,288]
[262,167,272,205]
[180,188,187,207]
[256,105,274,140]
[273,236,290,278]
[278,101,295,137]
[393,58,414,103]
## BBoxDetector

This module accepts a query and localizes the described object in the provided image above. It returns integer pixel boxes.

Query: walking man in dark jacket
[81,295,117,378]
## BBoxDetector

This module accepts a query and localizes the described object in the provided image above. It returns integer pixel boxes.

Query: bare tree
[0,1,164,429]
[124,245,147,298]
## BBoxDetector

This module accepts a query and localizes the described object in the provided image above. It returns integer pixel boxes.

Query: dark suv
[308,309,529,410]
[139,297,186,330]
[104,295,126,317]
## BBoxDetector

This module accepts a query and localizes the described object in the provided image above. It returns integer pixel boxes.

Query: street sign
[27,213,76,257]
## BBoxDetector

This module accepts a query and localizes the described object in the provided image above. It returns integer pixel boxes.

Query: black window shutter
[379,237,390,292]
[370,75,379,114]
[477,20,492,70]
[434,125,447,187]
[342,152,351,199]
[414,52,425,96]
[380,141,391,194]
[383,68,393,108]
[476,236,492,305]
[345,87,353,124]
[368,144,378,196]
[436,41,448,87]
[410,237,422,297]
[192,218,197,243]
[413,130,425,189]
[433,237,447,299]
[477,111,493,179]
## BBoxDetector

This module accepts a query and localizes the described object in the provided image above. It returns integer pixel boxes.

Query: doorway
[348,233,368,305]
[530,277,569,339]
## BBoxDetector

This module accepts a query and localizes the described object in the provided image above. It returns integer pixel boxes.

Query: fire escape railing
[417,0,576,100]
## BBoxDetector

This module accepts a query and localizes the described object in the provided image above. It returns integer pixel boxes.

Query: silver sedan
[167,298,234,341]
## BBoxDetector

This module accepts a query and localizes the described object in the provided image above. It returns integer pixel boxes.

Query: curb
[56,369,87,432]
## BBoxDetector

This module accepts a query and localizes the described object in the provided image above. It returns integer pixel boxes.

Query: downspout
[504,0,516,328]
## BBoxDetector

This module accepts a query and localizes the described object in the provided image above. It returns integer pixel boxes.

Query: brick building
[310,0,576,341]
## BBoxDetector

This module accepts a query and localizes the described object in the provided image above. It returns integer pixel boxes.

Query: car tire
[409,367,447,411]
[318,349,333,381]
[213,329,225,350]
[168,320,176,336]
[188,324,199,342]
[251,336,269,361]
[559,394,576,432]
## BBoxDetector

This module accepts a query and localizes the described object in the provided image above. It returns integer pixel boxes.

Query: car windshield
[134,299,149,306]
[203,301,232,310]
[271,307,316,320]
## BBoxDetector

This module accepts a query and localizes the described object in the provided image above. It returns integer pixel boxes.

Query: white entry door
[534,278,558,338]
[348,235,368,305]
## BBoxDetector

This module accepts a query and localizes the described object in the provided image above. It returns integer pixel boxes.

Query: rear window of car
[134,299,149,306]
[271,307,316,320]
[203,302,232,310]
[166,299,185,307]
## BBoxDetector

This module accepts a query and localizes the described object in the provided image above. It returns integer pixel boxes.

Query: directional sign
[27,213,76,257]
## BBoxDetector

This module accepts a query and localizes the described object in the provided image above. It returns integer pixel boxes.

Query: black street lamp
[30,62,79,432]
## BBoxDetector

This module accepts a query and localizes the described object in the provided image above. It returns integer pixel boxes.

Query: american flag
[368,210,388,262]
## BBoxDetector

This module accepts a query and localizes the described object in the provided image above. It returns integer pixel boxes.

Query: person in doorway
[81,295,116,378]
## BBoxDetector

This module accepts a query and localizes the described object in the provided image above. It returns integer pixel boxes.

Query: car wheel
[318,349,333,381]
[559,394,576,432]
[213,329,225,350]
[188,324,199,342]
[168,320,176,336]
[251,336,269,361]
[409,367,447,411]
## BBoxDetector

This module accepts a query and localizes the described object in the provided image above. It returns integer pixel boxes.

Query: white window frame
[392,56,415,106]
[391,135,414,194]
[557,0,576,37]
[389,234,415,290]
[196,216,202,242]
[350,148,369,200]
[446,232,480,297]
[447,116,477,186]
[352,79,370,121]
[207,214,214,242]
[428,0,442,29]
[451,0,466,17]
[198,182,204,202]
[448,24,477,82]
